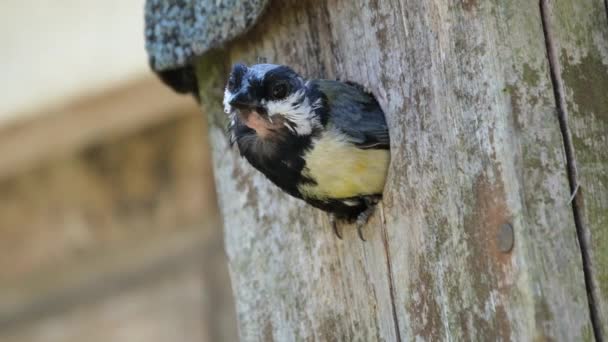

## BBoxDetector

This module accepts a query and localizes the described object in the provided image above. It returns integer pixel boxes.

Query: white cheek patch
[223,87,239,145]
[265,89,321,136]
[223,87,235,114]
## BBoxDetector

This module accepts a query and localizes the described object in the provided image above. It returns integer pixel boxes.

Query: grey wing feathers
[314,80,390,149]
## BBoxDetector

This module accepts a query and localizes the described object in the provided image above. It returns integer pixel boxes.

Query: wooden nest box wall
[146,0,608,340]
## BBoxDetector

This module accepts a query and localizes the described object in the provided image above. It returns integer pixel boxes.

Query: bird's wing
[313,80,390,150]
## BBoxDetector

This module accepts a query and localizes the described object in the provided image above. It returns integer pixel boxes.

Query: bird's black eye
[270,82,289,100]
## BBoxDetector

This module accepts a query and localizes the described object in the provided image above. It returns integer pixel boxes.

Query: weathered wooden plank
[2,258,206,342]
[0,76,195,181]
[0,110,237,341]
[0,229,236,342]
[363,0,593,340]
[195,0,594,340]
[543,0,608,337]
[0,232,204,332]
[0,113,216,282]
[196,21,400,342]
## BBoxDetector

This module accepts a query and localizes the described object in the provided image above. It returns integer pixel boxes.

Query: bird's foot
[329,213,343,239]
[355,196,381,241]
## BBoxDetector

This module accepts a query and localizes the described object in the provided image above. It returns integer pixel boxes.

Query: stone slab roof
[145,0,269,71]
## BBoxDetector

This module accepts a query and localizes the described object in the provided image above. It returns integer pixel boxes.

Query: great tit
[223,63,390,239]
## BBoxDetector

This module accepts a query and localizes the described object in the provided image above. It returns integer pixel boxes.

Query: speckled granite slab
[145,0,269,71]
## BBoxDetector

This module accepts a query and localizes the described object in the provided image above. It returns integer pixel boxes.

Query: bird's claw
[329,214,343,239]
[330,195,380,240]
[356,209,373,241]
[356,196,381,241]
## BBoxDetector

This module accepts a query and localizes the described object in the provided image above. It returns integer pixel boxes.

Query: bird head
[223,63,324,137]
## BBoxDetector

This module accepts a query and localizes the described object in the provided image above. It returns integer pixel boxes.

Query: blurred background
[0,1,237,341]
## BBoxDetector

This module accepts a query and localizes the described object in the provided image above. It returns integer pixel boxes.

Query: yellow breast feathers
[298,129,390,200]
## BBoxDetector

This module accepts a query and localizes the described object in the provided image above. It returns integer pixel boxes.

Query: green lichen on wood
[551,0,608,335]
[193,50,230,131]
[562,47,608,318]
[522,63,541,86]
[176,0,602,339]
[561,51,608,128]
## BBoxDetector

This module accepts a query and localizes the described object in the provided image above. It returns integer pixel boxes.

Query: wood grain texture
[543,0,608,336]
[195,0,600,340]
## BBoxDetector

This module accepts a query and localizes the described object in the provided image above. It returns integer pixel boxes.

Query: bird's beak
[229,89,260,110]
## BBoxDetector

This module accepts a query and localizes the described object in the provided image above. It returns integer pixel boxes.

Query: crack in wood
[380,211,402,342]
[539,1,604,340]
[605,0,608,32]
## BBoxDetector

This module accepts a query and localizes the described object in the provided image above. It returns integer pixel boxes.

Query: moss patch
[194,50,231,130]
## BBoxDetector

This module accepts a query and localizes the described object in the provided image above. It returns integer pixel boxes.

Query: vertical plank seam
[605,0,608,29]
[380,210,403,342]
[539,1,604,340]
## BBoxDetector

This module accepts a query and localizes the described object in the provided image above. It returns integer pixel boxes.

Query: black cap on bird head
[224,63,303,110]
[223,63,324,136]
